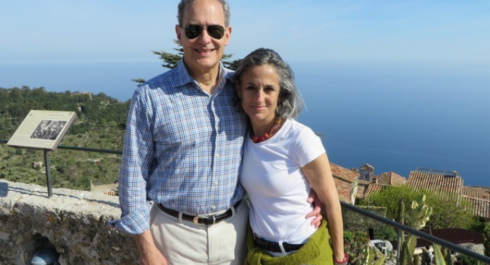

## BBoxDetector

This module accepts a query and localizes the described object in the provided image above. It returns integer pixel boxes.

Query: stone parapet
[0,180,138,265]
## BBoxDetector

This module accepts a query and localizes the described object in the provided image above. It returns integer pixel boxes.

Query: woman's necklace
[251,119,282,143]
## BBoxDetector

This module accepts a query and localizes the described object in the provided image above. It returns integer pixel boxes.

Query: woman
[233,48,347,265]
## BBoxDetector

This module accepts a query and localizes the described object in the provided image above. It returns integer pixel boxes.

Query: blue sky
[1,0,490,66]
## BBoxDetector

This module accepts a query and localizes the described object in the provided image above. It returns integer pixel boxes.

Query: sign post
[7,110,76,197]
[43,150,53,197]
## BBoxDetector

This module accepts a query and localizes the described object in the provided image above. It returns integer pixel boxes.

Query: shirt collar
[173,59,235,88]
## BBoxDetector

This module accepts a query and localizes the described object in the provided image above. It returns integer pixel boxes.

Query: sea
[1,61,489,186]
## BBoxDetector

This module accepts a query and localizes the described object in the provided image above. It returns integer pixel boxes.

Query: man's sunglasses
[185,24,225,40]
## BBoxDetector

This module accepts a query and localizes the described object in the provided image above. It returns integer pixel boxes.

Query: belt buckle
[193,215,216,225]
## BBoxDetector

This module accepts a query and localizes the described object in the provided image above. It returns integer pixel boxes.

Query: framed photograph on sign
[7,110,76,150]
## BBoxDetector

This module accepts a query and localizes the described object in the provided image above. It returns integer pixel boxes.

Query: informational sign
[7,110,76,150]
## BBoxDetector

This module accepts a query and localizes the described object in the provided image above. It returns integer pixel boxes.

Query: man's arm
[134,230,167,265]
[117,90,154,234]
[117,90,166,264]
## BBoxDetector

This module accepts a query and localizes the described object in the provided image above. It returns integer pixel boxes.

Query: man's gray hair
[233,48,304,119]
[178,0,231,27]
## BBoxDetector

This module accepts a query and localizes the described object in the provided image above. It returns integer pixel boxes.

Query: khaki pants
[150,202,248,265]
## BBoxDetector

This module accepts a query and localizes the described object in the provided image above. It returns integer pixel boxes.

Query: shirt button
[215,153,220,158]
[213,181,219,185]
[211,205,216,210]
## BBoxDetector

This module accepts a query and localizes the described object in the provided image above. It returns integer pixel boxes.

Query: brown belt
[158,200,241,225]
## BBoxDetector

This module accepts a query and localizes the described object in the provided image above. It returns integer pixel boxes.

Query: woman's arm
[302,153,345,262]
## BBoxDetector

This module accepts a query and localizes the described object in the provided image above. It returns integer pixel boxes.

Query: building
[356,163,407,201]
[406,168,490,220]
[330,162,359,204]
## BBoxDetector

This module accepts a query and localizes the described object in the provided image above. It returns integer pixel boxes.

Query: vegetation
[0,86,128,190]
[1,40,242,191]
[343,230,370,265]
[359,185,477,229]
[484,223,490,257]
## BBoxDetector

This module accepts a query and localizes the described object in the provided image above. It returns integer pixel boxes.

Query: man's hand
[139,246,167,265]
[306,189,324,228]
[134,230,167,265]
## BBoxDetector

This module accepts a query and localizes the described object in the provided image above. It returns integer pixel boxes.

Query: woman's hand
[333,253,349,265]
[306,189,324,228]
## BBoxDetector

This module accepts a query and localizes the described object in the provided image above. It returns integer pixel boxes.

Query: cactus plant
[360,244,386,265]
[432,244,454,265]
[442,247,453,264]
[399,194,433,265]
[404,194,433,230]
[412,253,421,265]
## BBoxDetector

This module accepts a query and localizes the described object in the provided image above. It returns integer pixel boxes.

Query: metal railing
[1,139,121,196]
[341,202,490,263]
[1,139,489,264]
[415,167,460,176]
[0,140,121,154]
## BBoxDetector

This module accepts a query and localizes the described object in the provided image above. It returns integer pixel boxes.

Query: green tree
[360,185,475,229]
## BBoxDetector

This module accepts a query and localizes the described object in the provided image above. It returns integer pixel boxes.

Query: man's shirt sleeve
[113,88,154,235]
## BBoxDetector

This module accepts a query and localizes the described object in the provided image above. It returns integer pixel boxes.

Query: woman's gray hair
[233,48,304,119]
[178,0,231,27]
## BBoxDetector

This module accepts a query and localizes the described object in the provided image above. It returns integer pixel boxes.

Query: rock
[32,161,43,170]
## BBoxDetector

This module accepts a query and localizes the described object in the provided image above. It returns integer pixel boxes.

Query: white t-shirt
[240,119,326,244]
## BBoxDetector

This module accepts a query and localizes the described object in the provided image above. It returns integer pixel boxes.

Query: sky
[1,0,489,185]
[1,0,490,66]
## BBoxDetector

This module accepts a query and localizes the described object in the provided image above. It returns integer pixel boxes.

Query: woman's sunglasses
[185,24,225,40]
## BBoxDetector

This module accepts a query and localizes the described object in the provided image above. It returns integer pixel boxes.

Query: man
[114,1,321,264]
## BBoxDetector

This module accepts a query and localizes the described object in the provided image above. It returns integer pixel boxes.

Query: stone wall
[0,180,138,265]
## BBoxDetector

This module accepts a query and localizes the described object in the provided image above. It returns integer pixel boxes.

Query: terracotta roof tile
[406,171,490,219]
[328,163,358,204]
[377,172,407,186]
[462,196,490,219]
[364,183,384,198]
[330,162,359,183]
[356,184,367,199]
[463,186,490,201]
[355,182,384,200]
[334,178,354,203]
[406,171,463,195]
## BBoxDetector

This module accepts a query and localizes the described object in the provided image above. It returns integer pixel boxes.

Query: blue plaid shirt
[115,60,247,235]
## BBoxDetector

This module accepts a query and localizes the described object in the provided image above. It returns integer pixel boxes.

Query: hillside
[0,86,129,190]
